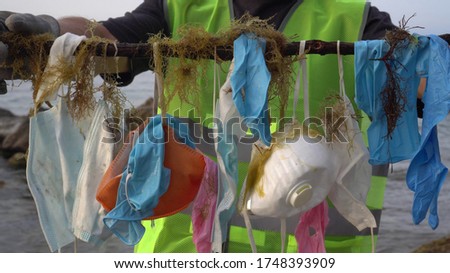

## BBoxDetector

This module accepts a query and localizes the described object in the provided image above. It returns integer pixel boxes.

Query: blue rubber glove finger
[409,128,447,227]
[426,131,448,229]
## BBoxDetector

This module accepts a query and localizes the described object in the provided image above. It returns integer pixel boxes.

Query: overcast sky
[2,0,447,35]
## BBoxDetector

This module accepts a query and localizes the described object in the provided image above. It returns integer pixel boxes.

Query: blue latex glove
[406,35,450,229]
[408,127,447,229]
[354,36,429,165]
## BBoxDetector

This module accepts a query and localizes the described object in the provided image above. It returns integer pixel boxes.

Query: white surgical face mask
[27,33,115,251]
[328,42,376,234]
[327,95,376,232]
[35,33,87,106]
[212,60,242,253]
[72,99,115,244]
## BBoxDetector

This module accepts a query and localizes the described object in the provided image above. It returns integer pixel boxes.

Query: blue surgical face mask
[102,114,198,245]
[27,98,92,252]
[103,115,171,245]
[231,33,272,147]
[212,33,272,252]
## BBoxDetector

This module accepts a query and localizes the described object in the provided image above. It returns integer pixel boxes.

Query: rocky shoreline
[0,108,28,168]
[0,98,155,253]
[0,97,155,169]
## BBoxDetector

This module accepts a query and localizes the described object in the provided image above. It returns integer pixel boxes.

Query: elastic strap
[124,131,140,211]
[370,227,375,253]
[337,41,346,98]
[336,40,354,135]
[241,202,258,253]
[153,42,165,116]
[74,237,77,253]
[293,41,308,121]
[280,218,287,253]
[213,46,218,117]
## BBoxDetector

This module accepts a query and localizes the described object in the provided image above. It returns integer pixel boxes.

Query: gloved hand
[0,12,14,94]
[0,41,6,95]
[0,11,15,32]
[0,12,60,94]
[1,12,60,36]
[0,12,11,94]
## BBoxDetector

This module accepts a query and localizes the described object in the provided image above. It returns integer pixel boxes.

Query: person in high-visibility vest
[1,0,398,253]
[105,0,394,253]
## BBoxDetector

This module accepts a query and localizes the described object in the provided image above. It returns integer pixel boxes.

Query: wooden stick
[71,34,450,59]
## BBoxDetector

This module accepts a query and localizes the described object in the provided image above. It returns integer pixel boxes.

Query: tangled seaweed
[1,15,300,122]
[0,26,127,119]
[0,32,52,96]
[317,94,356,143]
[149,14,295,119]
[379,14,422,139]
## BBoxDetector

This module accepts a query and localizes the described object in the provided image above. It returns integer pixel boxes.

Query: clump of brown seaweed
[379,14,423,139]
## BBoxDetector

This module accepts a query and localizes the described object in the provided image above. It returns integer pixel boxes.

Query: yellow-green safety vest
[135,0,388,253]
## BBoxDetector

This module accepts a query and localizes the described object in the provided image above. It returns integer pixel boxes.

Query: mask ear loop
[280,218,287,253]
[229,47,258,252]
[124,130,141,211]
[241,194,258,253]
[278,40,307,254]
[153,42,165,118]
[293,40,308,123]
[74,237,77,253]
[213,46,218,118]
[337,41,346,98]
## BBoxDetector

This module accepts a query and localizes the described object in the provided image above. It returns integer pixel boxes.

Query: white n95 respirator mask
[241,125,340,219]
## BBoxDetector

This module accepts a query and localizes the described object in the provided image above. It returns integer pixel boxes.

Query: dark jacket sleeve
[102,0,169,43]
[101,0,168,85]
[362,6,397,40]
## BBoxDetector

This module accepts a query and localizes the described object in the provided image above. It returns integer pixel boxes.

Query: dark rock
[7,152,27,169]
[2,117,29,155]
[0,108,26,144]
[134,97,155,120]
[122,97,155,133]
[414,236,450,253]
[0,108,14,117]
[0,98,153,163]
